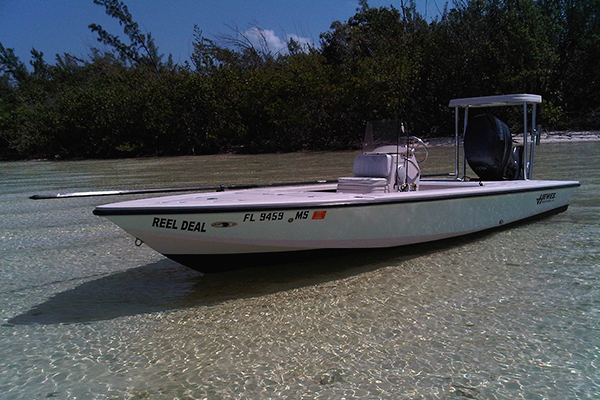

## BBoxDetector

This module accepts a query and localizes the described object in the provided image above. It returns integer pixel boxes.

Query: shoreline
[3,131,599,162]
[425,130,600,146]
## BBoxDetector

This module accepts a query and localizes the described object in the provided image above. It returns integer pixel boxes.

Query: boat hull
[94,180,579,272]
[164,205,569,272]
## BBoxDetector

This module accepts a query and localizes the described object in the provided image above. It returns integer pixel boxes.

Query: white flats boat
[93,94,579,272]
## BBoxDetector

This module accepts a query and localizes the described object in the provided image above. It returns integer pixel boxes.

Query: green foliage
[0,0,598,160]
[89,0,163,71]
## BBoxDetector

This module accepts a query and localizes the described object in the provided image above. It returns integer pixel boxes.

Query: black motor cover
[464,114,518,180]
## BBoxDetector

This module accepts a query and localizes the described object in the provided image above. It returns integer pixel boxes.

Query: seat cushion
[352,154,392,178]
[336,177,389,193]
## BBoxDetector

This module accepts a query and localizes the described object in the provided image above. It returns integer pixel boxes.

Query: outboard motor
[464,114,519,180]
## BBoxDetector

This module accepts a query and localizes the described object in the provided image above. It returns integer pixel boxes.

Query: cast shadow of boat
[9,207,560,327]
[7,238,462,326]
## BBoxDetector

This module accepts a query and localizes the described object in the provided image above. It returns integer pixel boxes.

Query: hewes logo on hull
[536,192,556,205]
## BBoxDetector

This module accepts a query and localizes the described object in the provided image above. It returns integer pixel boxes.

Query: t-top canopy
[448,94,542,108]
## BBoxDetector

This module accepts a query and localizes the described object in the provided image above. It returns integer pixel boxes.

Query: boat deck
[93,179,580,215]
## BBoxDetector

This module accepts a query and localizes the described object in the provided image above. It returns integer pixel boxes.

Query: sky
[0,0,446,67]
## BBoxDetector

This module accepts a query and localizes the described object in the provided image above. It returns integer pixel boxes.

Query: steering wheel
[405,136,428,163]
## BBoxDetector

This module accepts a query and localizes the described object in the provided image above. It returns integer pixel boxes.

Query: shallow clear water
[1,143,598,399]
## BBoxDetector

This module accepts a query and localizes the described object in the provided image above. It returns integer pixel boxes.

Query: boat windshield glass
[363,120,406,153]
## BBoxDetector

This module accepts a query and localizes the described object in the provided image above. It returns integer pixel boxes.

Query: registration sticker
[312,210,327,220]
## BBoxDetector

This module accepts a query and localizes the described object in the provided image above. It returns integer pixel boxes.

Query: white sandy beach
[426,130,600,146]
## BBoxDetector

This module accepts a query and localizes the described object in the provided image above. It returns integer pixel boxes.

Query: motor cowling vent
[464,114,518,181]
